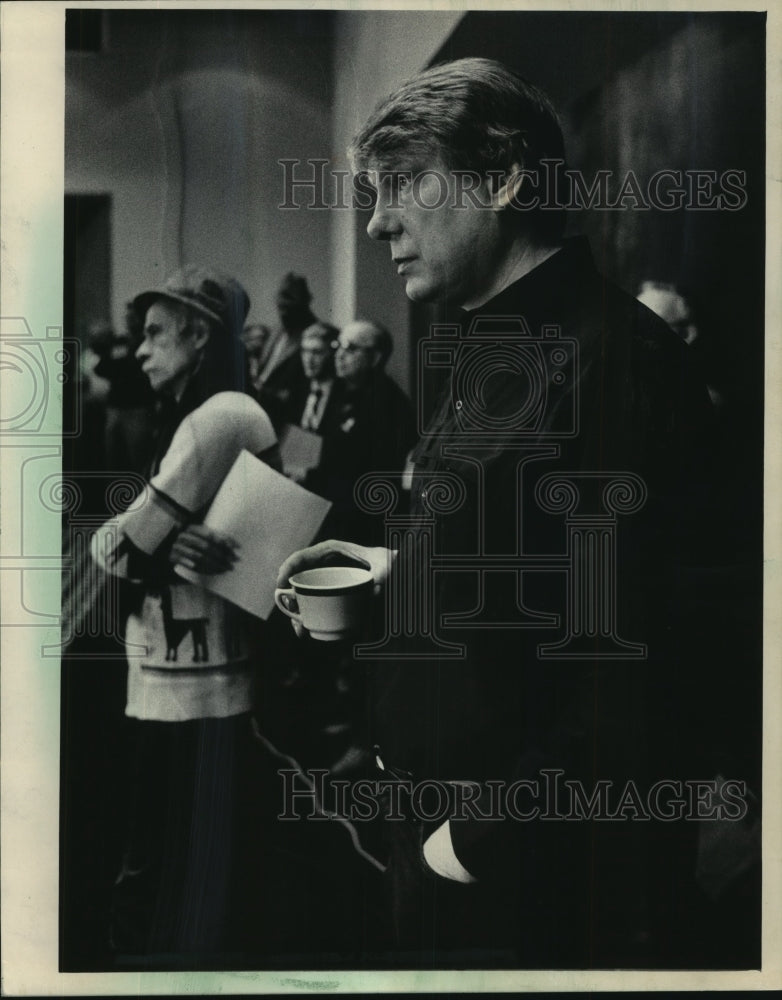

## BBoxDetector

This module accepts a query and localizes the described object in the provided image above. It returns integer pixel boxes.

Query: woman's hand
[169,524,239,575]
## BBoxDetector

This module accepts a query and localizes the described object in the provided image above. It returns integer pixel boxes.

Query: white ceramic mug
[274,565,374,641]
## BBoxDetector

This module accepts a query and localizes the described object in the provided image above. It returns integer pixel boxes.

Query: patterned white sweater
[92,392,276,722]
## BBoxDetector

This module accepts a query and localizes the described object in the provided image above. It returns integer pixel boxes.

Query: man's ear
[491,162,528,212]
[191,316,211,351]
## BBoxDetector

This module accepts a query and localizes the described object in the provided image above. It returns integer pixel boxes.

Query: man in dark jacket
[279,58,744,969]
[254,272,319,394]
[308,319,416,545]
[262,320,339,434]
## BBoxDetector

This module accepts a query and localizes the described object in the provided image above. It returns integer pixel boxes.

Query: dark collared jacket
[365,238,724,965]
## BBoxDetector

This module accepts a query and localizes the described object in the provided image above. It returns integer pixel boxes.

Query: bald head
[335,320,392,388]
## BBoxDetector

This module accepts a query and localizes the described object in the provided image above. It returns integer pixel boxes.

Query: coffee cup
[274,565,374,641]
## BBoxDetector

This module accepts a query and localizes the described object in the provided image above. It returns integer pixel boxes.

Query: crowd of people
[65,56,760,972]
[78,264,402,966]
[78,269,416,544]
[70,262,417,966]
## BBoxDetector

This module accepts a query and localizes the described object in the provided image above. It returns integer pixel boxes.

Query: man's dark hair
[349,57,567,242]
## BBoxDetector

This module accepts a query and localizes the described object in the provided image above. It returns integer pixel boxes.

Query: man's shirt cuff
[422,820,478,884]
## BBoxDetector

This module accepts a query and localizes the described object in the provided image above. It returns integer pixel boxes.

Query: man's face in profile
[362,153,503,308]
[334,322,378,387]
[136,301,202,397]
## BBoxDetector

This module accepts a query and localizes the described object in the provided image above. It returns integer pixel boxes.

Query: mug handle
[274,586,302,624]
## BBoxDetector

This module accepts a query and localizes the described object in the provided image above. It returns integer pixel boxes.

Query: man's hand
[169,524,239,575]
[276,539,396,637]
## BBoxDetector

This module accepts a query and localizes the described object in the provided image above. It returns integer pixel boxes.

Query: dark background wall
[562,15,764,413]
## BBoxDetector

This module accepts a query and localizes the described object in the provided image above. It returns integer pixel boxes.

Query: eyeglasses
[334,341,373,354]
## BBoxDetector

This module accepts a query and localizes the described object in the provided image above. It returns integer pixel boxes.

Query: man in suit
[297,323,339,431]
[275,321,340,482]
[241,321,273,395]
[271,321,339,433]
[311,319,416,544]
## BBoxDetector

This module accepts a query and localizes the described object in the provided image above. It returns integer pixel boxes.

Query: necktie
[301,384,323,431]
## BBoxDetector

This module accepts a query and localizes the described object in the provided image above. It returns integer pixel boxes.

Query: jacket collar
[462,237,597,324]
